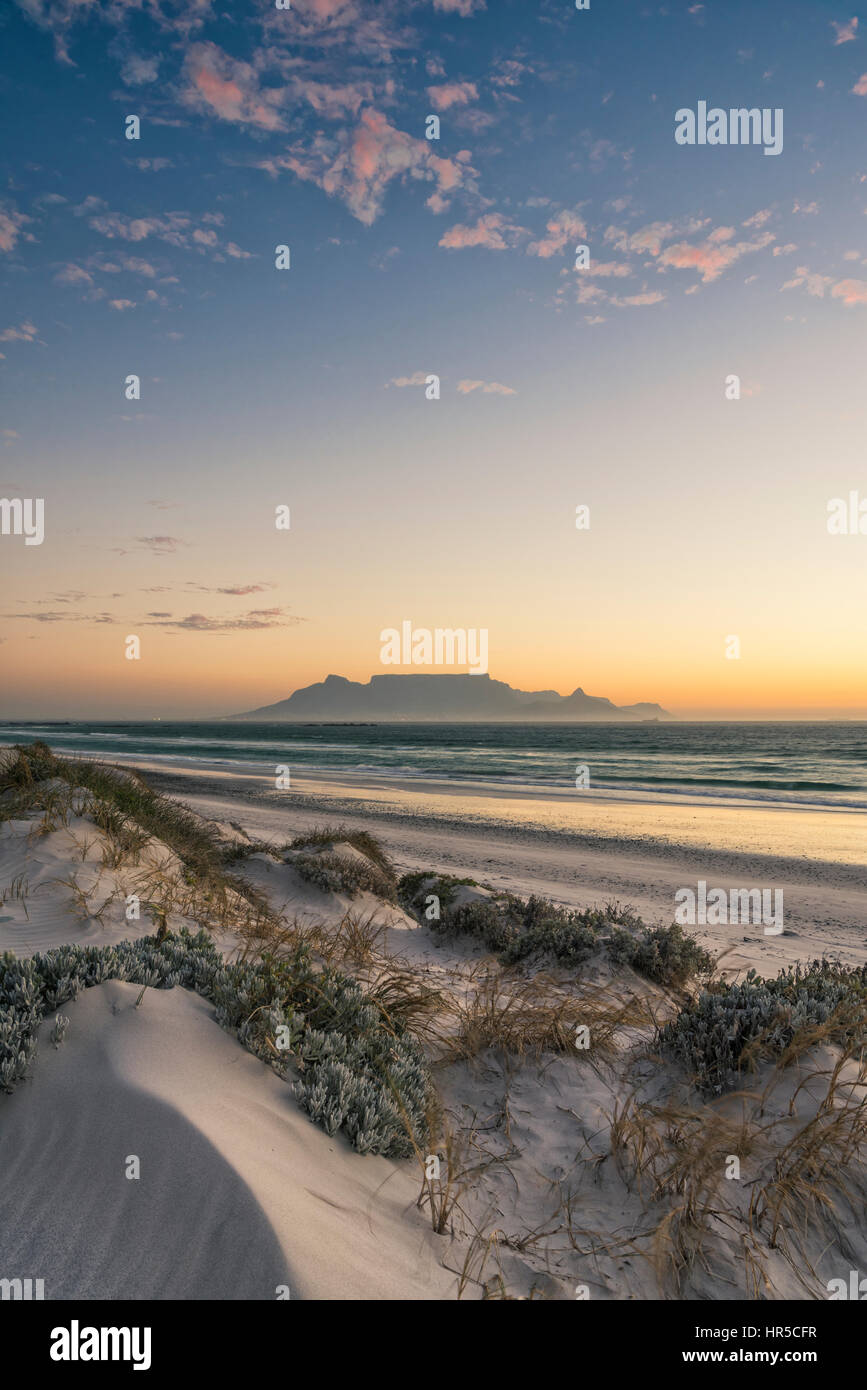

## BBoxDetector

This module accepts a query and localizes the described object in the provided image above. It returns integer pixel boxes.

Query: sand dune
[0,979,456,1300]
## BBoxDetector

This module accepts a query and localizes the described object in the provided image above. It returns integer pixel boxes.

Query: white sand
[0,980,454,1300]
[2,760,866,1301]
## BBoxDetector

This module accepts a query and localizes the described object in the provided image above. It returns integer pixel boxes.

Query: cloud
[2,609,116,625]
[133,535,186,553]
[604,218,708,257]
[88,208,240,261]
[122,54,160,85]
[432,0,486,14]
[109,299,136,311]
[831,277,867,305]
[89,211,192,246]
[852,73,867,94]
[439,212,523,249]
[610,290,665,307]
[456,379,516,395]
[15,0,214,64]
[657,227,775,283]
[583,261,631,278]
[527,208,586,259]
[427,81,478,111]
[780,266,834,296]
[182,42,286,131]
[260,109,475,224]
[832,18,858,44]
[0,202,31,253]
[490,59,530,89]
[54,263,95,288]
[147,608,301,632]
[184,581,274,595]
[386,371,429,387]
[0,321,38,343]
[743,208,773,228]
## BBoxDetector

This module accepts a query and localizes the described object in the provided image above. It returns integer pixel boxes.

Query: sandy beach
[133,758,867,979]
[2,744,866,1303]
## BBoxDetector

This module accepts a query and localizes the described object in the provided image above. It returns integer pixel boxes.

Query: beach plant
[0,928,431,1157]
[660,959,867,1095]
[49,1014,70,1047]
[412,878,714,988]
[398,872,481,915]
[286,828,398,903]
[606,922,715,987]
[290,850,397,901]
[0,742,281,945]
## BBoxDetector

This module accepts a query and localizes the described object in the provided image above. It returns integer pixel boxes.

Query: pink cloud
[0,321,38,343]
[832,17,858,44]
[293,80,370,118]
[433,0,486,14]
[605,218,708,257]
[439,212,521,249]
[456,379,516,395]
[427,81,479,111]
[852,73,867,94]
[610,291,665,307]
[183,43,285,131]
[780,266,833,296]
[386,372,429,387]
[832,277,867,305]
[55,263,94,287]
[0,202,31,253]
[658,228,774,283]
[90,212,192,246]
[260,110,475,224]
[588,261,631,277]
[527,209,587,258]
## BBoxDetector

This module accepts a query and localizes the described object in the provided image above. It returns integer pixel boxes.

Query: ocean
[1,721,866,812]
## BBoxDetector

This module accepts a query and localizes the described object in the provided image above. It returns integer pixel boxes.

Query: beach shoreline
[129,757,867,979]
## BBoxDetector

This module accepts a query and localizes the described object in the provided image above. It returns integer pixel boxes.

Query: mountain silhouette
[229,673,671,722]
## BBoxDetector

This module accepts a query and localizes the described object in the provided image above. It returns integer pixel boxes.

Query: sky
[1,0,866,720]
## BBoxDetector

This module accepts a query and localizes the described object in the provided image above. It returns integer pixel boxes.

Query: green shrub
[660,959,867,1095]
[410,876,715,989]
[291,850,397,902]
[607,923,715,987]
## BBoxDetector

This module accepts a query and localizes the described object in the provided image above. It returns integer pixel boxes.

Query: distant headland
[228,673,672,723]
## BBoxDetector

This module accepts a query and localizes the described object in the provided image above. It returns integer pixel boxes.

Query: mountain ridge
[227,673,673,722]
